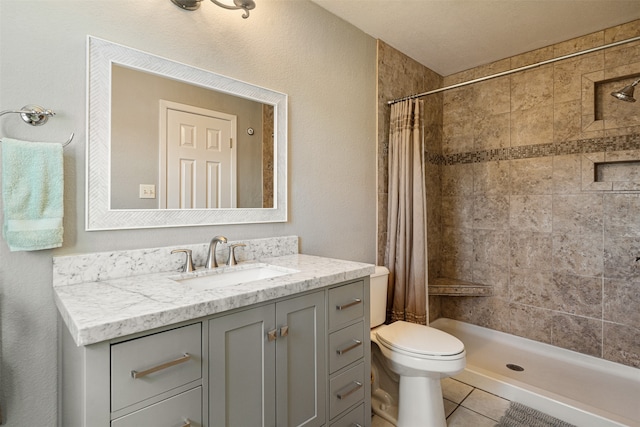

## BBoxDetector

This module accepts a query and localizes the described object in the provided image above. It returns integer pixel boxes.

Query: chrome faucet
[205,235,228,268]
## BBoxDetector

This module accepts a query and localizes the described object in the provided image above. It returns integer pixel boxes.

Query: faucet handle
[227,243,246,266]
[171,249,196,272]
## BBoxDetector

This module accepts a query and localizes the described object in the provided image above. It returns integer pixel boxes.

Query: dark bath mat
[495,402,577,427]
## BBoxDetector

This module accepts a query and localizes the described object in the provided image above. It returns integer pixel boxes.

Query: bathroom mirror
[86,36,288,230]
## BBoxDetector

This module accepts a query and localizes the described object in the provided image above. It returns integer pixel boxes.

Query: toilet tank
[370,266,389,328]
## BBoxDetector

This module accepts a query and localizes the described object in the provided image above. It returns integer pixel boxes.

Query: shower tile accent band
[426,133,640,165]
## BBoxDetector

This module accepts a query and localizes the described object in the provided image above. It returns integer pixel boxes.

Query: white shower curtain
[385,99,427,325]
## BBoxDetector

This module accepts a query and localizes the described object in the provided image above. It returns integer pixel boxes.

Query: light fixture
[611,78,640,103]
[171,0,255,18]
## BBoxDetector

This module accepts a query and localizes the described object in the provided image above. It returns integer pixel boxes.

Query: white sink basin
[176,264,299,291]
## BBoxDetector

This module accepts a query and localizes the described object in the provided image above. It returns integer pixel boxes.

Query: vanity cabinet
[110,323,202,413]
[59,277,370,427]
[60,321,204,427]
[209,291,326,427]
[327,279,369,426]
[110,387,201,427]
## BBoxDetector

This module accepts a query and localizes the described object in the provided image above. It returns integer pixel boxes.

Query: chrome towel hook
[0,104,75,147]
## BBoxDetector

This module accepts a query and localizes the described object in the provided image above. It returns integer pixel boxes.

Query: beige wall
[378,21,640,368]
[111,65,266,209]
[0,1,377,425]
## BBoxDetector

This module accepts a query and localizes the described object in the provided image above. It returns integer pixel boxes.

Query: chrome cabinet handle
[336,339,362,355]
[280,325,289,337]
[336,380,363,400]
[181,419,191,427]
[351,424,363,427]
[267,329,278,342]
[336,298,362,311]
[131,353,191,379]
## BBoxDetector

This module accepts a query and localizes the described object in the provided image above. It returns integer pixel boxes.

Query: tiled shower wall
[377,20,640,368]
[376,40,444,322]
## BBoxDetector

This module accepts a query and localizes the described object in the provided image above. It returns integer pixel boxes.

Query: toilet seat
[375,321,464,358]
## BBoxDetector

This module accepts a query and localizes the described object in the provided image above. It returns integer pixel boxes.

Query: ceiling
[310,0,640,76]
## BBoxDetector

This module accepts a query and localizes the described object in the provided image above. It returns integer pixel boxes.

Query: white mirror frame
[86,36,287,230]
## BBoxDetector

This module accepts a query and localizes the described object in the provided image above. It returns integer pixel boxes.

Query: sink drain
[506,363,524,372]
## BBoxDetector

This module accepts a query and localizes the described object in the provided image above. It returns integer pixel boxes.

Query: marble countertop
[54,254,374,346]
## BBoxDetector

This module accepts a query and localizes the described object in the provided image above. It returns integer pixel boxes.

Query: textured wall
[376,41,443,321]
[438,20,640,368]
[376,20,640,368]
[0,1,377,425]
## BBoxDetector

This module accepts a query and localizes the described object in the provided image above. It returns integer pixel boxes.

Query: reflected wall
[111,65,267,209]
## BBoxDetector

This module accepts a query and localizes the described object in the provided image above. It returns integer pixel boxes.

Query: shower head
[611,78,640,102]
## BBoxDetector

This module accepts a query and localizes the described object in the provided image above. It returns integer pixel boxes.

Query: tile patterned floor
[372,377,510,427]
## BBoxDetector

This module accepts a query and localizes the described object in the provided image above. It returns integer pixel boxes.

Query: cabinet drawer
[111,386,201,427]
[328,281,364,330]
[111,323,202,412]
[330,403,365,427]
[329,321,364,374]
[329,362,365,419]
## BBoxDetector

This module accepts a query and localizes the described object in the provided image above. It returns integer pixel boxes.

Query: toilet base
[371,389,398,426]
[397,376,446,427]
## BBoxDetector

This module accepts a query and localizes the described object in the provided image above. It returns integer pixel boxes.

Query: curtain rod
[387,35,640,105]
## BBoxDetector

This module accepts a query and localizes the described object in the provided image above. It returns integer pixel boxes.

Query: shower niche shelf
[583,152,640,192]
[429,278,493,297]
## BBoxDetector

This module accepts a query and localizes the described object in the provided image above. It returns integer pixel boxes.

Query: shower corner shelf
[429,278,493,297]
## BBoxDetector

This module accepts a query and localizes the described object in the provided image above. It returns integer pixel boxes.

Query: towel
[2,138,64,251]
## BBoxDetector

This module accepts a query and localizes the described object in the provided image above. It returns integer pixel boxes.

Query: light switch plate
[139,184,156,199]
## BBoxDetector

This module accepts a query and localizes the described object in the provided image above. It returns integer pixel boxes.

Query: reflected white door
[160,101,237,209]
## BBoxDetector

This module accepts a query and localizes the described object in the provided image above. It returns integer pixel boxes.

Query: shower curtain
[385,99,427,325]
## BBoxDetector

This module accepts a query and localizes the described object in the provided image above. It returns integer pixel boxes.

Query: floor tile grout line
[463,384,513,403]
[458,404,504,422]
[446,382,511,423]
[445,402,462,419]
[457,387,475,405]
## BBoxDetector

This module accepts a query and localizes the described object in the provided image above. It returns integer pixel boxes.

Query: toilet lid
[375,321,464,357]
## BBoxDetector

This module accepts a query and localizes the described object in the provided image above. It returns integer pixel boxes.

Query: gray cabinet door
[209,291,326,427]
[276,291,326,427]
[209,304,276,427]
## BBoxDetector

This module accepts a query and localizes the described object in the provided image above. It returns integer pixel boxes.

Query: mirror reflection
[86,36,287,230]
[111,64,274,210]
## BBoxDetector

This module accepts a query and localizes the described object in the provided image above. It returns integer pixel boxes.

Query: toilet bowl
[372,321,466,426]
[370,266,466,427]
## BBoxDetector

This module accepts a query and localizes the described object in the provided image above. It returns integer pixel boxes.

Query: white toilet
[370,266,466,427]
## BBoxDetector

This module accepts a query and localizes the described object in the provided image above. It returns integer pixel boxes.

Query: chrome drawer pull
[336,339,362,355]
[351,424,363,427]
[336,380,363,400]
[130,353,191,379]
[336,298,362,311]
[182,419,191,427]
